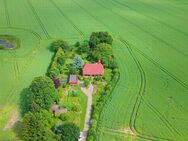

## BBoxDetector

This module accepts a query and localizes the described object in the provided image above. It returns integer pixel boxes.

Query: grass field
[0,0,188,140]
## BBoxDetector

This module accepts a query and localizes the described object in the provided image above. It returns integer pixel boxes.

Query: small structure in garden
[69,75,78,85]
[51,104,67,117]
[83,61,104,76]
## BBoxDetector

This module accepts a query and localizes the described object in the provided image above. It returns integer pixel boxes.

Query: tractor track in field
[71,0,110,31]
[95,0,188,58]
[136,0,188,22]
[3,0,11,27]
[142,100,181,136]
[118,39,170,141]
[27,0,51,39]
[118,38,146,136]
[132,45,188,90]
[111,0,188,37]
[49,0,85,38]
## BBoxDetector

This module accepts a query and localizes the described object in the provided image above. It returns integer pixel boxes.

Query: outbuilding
[69,75,78,85]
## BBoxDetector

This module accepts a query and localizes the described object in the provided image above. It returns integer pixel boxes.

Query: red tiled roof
[83,61,104,76]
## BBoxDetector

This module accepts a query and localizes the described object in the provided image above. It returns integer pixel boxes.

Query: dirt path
[79,81,94,141]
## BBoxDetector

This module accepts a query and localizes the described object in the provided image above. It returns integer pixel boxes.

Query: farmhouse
[69,75,78,85]
[83,61,104,76]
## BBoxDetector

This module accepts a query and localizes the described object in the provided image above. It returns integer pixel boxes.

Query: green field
[0,0,188,140]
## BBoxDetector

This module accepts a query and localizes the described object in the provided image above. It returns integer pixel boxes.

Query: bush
[54,123,80,141]
[89,32,113,48]
[72,103,81,112]
[59,114,69,121]
[69,65,78,75]
[51,40,70,52]
[84,79,90,88]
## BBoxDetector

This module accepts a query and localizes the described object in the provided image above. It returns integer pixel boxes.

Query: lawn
[58,86,87,130]
[0,0,188,140]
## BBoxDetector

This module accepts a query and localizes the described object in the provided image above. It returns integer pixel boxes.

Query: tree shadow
[19,88,29,117]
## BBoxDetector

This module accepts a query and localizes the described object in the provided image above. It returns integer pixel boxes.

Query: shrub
[89,32,113,48]
[59,114,69,121]
[54,123,80,141]
[84,79,90,88]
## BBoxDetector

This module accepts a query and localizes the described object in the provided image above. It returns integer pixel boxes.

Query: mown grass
[0,0,188,140]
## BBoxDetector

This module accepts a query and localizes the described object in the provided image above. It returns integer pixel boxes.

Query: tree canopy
[22,111,58,141]
[89,32,113,48]
[73,55,84,69]
[28,76,58,111]
[51,40,70,52]
[91,43,114,67]
[54,123,80,141]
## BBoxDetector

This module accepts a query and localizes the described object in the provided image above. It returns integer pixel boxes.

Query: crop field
[0,0,188,140]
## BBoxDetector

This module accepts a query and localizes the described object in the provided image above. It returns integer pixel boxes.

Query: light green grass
[0,0,188,140]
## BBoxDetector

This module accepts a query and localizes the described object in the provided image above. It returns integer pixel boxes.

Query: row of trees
[48,47,65,78]
[21,76,59,140]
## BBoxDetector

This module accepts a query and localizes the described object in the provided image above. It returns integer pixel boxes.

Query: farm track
[3,0,11,27]
[112,0,188,37]
[95,0,188,57]
[26,0,51,39]
[49,0,85,38]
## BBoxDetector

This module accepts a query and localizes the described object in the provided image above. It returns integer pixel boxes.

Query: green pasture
[0,0,188,140]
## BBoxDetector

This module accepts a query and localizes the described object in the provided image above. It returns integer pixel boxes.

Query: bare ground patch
[3,110,19,131]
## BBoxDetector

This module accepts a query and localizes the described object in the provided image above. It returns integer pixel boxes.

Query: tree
[73,55,84,69]
[84,79,90,88]
[69,65,78,74]
[89,32,113,48]
[54,123,80,141]
[28,76,58,111]
[78,40,90,53]
[22,111,58,141]
[90,43,113,67]
[51,40,69,52]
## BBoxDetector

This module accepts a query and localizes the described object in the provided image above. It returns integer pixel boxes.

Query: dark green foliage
[91,43,114,68]
[69,65,78,75]
[74,41,80,47]
[59,114,69,121]
[48,47,65,78]
[57,56,65,66]
[28,76,58,111]
[78,40,90,54]
[51,40,69,52]
[54,123,80,141]
[22,111,58,141]
[73,55,84,69]
[49,67,60,78]
[89,32,113,48]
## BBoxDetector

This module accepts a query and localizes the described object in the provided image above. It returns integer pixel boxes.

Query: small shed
[69,75,78,85]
